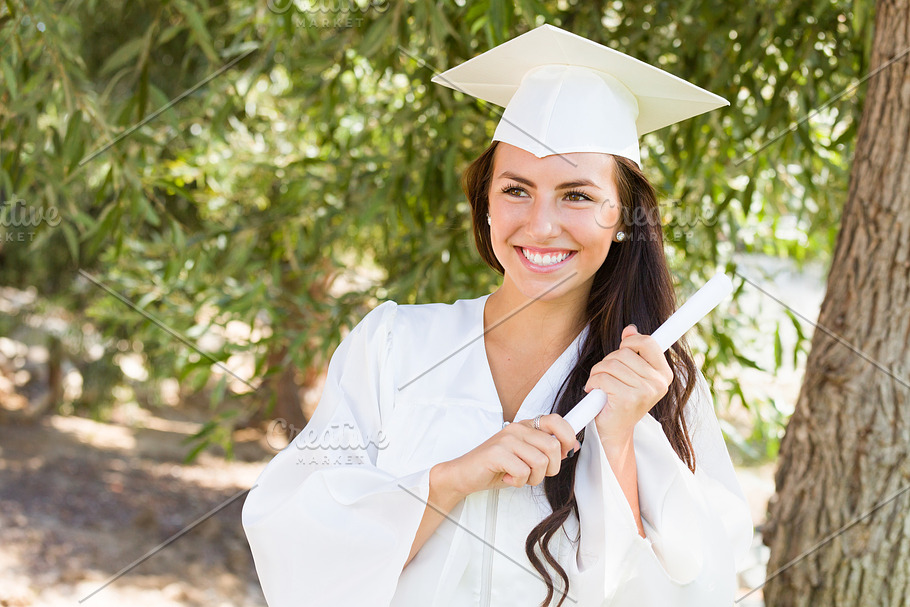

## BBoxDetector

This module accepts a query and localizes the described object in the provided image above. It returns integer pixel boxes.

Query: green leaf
[488,0,506,42]
[99,37,146,76]
[0,57,16,100]
[360,15,391,58]
[774,324,783,369]
[61,221,80,262]
[62,110,86,174]
[135,195,160,226]
[210,374,227,409]
[173,0,220,63]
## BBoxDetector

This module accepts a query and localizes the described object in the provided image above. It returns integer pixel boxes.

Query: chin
[508,275,591,305]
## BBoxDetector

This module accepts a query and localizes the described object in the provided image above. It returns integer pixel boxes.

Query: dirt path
[0,410,271,607]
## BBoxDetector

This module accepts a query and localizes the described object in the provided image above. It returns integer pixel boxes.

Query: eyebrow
[495,171,603,190]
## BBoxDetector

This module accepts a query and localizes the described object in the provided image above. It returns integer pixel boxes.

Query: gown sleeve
[571,368,754,600]
[241,301,433,607]
[631,370,754,574]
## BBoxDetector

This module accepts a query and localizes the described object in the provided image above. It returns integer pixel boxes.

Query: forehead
[491,143,615,186]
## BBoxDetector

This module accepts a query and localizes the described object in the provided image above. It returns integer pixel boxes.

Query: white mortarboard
[431,24,728,166]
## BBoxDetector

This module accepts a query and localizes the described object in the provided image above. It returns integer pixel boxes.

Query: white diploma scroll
[562,272,733,435]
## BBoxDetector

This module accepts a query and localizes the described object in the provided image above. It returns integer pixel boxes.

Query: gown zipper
[480,419,509,606]
[479,487,499,607]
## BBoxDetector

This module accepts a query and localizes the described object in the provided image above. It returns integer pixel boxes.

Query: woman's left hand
[584,324,674,448]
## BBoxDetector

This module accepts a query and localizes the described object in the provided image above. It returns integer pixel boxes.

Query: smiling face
[487,142,624,306]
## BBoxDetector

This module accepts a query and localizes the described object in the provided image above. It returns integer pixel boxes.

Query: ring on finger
[533,414,543,431]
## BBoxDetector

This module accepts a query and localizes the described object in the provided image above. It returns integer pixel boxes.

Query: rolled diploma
[562,272,733,434]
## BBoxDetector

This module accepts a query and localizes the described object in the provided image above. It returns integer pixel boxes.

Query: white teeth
[522,248,570,266]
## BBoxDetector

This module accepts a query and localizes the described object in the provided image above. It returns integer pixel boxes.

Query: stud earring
[616,230,627,242]
[486,213,491,226]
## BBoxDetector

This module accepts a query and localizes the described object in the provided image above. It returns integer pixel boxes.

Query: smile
[518,246,575,269]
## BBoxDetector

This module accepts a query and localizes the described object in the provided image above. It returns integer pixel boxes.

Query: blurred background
[0,0,887,605]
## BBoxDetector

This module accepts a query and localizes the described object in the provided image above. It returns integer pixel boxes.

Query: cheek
[489,201,522,235]
[572,211,613,260]
[594,198,623,231]
[487,202,514,254]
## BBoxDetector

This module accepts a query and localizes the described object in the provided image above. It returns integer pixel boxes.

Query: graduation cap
[432,24,728,166]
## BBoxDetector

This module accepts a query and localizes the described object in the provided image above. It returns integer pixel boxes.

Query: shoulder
[379,296,488,385]
[347,295,487,352]
[341,299,399,351]
[389,295,487,338]
[356,299,399,331]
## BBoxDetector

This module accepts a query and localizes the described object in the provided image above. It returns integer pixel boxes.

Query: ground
[0,406,270,607]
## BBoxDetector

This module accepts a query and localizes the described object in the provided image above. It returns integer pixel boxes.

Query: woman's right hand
[409,415,580,567]
[435,414,581,500]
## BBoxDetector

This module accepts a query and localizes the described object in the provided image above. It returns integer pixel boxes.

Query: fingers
[587,348,666,391]
[617,326,674,386]
[586,352,641,391]
[499,451,532,488]
[532,414,581,457]
[496,439,549,487]
[513,440,552,485]
[580,328,676,443]
[496,415,581,486]
[507,425,562,481]
[464,414,582,493]
[585,327,674,394]
[515,415,579,458]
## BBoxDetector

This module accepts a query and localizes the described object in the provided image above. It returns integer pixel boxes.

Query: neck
[484,281,589,353]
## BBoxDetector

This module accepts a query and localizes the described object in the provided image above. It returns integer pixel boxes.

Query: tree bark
[763,1,910,605]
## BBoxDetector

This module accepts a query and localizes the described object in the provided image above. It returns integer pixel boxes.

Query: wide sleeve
[630,370,754,576]
[241,301,433,607]
[571,368,754,601]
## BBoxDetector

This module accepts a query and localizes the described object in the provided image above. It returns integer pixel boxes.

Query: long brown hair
[462,141,698,607]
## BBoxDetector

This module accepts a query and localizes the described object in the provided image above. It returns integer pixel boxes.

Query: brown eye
[500,183,528,197]
[565,190,593,202]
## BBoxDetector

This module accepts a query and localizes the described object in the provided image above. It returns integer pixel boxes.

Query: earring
[486,213,491,226]
[616,230,627,242]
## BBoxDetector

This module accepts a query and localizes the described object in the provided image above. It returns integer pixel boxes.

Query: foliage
[0,0,873,461]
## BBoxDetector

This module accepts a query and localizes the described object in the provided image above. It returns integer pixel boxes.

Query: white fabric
[242,295,753,606]
[430,24,730,166]
[493,65,643,165]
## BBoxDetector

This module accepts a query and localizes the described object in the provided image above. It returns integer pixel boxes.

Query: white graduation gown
[241,295,753,606]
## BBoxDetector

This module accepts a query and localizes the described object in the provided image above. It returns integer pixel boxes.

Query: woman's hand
[412,416,577,567]
[586,324,674,449]
[434,414,581,501]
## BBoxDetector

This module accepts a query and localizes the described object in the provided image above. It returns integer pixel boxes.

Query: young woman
[242,25,753,607]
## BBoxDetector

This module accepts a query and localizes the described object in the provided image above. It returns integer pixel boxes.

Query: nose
[526,197,560,241]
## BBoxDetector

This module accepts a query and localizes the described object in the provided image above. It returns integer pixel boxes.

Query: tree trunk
[261,343,308,440]
[247,259,339,439]
[763,2,910,605]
